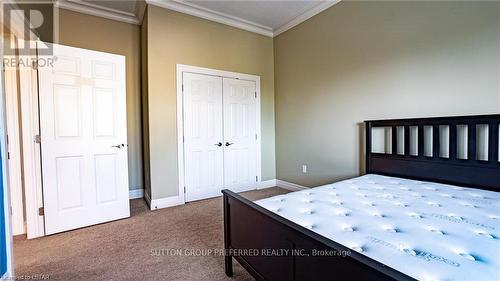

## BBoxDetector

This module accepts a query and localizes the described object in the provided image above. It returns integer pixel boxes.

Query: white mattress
[256,174,500,281]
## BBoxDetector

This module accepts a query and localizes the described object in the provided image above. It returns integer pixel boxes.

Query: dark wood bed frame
[222,114,500,281]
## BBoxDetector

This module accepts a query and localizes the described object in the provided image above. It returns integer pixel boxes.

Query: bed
[222,114,500,281]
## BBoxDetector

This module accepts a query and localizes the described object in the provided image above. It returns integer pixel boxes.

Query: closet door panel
[223,78,257,192]
[183,73,224,202]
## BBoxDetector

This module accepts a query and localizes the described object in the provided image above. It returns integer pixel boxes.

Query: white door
[222,78,257,192]
[183,73,224,202]
[38,43,129,235]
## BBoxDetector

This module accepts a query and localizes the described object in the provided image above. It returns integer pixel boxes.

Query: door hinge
[38,207,44,216]
[255,134,258,140]
[34,134,41,143]
[256,176,258,182]
[184,186,186,193]
[7,152,10,160]
[182,84,184,92]
[255,91,257,98]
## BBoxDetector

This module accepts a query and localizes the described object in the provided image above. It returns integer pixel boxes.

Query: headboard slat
[489,122,499,163]
[365,114,500,192]
[417,125,425,157]
[449,125,458,160]
[404,125,410,156]
[391,126,398,155]
[432,125,440,159]
[468,124,477,161]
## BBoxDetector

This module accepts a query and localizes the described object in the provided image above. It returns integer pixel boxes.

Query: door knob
[225,142,234,146]
[214,142,223,147]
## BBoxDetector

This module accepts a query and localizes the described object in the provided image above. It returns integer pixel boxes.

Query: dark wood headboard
[365,114,500,192]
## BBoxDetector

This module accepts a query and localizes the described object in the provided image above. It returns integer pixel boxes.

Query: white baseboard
[276,180,308,191]
[257,179,277,189]
[143,191,184,211]
[129,188,144,199]
[141,179,304,211]
[149,195,184,210]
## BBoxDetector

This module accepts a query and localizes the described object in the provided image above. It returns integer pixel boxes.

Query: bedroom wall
[58,9,143,191]
[144,6,276,199]
[274,1,500,187]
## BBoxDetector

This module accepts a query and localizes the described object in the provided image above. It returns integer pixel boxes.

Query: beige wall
[58,9,143,191]
[144,6,276,199]
[274,1,500,187]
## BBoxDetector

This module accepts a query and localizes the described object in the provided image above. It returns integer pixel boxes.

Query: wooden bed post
[223,192,233,277]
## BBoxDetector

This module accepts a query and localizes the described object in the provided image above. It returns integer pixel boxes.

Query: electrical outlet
[302,165,307,174]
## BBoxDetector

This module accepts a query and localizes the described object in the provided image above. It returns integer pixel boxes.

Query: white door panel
[39,43,129,235]
[223,78,257,192]
[183,73,224,202]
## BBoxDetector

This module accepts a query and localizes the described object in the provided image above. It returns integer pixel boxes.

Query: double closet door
[183,72,258,202]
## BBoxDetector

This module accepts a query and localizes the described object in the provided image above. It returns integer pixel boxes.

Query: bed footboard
[222,190,414,281]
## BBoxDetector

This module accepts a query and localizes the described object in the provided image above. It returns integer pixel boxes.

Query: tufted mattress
[255,174,500,281]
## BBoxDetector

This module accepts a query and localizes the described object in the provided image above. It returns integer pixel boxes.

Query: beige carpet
[14,187,289,281]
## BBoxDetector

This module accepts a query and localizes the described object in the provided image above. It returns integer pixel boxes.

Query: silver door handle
[225,142,234,146]
[214,142,222,147]
[112,144,125,148]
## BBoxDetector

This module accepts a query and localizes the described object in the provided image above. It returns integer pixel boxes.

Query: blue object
[0,138,6,277]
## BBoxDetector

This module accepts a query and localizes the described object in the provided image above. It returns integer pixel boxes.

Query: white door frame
[4,52,25,236]
[176,64,262,203]
[18,42,45,239]
[1,32,14,279]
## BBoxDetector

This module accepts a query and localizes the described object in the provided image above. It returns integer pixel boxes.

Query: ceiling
[57,0,340,37]
[81,0,138,15]
[186,1,323,30]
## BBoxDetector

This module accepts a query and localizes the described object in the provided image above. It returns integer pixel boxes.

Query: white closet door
[38,43,129,235]
[222,78,257,192]
[183,73,224,202]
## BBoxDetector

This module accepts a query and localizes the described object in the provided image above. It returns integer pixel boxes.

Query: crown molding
[136,0,148,24]
[146,0,341,37]
[55,0,340,36]
[274,0,341,37]
[146,0,274,37]
[2,2,30,39]
[55,0,140,25]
